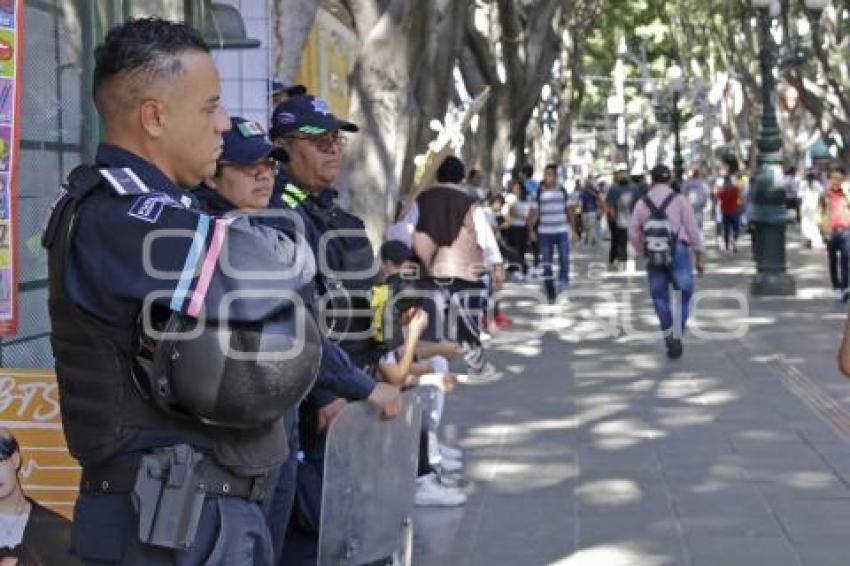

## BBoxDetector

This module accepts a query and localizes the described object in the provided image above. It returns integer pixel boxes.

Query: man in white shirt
[682,168,709,233]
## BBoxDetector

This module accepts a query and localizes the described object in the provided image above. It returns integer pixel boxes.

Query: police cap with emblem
[221,117,289,164]
[269,95,359,140]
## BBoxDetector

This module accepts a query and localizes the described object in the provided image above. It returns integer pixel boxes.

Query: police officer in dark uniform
[193,117,403,562]
[267,95,387,563]
[41,20,400,565]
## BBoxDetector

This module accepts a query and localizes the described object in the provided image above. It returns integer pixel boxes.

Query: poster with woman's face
[0,429,81,565]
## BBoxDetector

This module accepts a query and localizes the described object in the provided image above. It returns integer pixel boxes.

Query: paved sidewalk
[414,225,850,566]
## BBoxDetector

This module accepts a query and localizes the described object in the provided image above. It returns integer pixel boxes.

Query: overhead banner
[0,0,21,336]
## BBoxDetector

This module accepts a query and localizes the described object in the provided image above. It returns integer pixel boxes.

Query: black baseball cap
[269,78,307,98]
[651,164,672,184]
[270,95,359,140]
[380,240,414,264]
[221,117,288,164]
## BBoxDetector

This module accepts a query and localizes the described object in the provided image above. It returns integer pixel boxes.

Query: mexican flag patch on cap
[237,120,265,137]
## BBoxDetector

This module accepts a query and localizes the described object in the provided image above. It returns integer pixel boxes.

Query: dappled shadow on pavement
[414,227,850,566]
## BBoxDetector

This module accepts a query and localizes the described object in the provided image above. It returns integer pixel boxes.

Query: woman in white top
[800,170,825,248]
[504,178,531,275]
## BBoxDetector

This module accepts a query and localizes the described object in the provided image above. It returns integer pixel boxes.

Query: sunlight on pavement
[683,389,741,405]
[469,460,579,491]
[575,479,644,506]
[552,544,676,566]
[590,419,667,439]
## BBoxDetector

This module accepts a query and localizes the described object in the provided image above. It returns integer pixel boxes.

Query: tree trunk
[339,0,465,240]
[271,0,321,84]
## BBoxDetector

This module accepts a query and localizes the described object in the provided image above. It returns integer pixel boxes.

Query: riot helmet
[135,305,321,430]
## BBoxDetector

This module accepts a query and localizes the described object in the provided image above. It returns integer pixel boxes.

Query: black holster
[128,444,268,550]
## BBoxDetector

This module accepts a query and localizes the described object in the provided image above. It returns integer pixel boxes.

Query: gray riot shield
[317,389,423,566]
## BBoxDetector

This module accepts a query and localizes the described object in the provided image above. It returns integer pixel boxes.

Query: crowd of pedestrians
[41,17,850,566]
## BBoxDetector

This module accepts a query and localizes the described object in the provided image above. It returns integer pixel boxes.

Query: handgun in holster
[132,444,206,550]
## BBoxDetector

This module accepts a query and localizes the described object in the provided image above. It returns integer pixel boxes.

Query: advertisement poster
[0,369,79,563]
[0,0,19,335]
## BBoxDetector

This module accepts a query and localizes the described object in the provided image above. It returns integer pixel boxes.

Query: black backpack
[641,192,679,268]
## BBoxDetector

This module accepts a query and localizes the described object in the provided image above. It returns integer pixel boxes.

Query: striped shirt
[537,187,570,235]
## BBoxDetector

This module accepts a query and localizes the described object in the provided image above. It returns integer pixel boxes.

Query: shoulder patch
[127,193,179,224]
[100,167,151,196]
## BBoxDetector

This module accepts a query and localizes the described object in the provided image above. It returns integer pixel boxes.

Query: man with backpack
[629,165,706,358]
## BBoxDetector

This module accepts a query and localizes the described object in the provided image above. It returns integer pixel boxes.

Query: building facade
[8,0,273,368]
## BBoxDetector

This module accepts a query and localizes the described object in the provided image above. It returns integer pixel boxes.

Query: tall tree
[339,0,466,237]
[272,0,322,84]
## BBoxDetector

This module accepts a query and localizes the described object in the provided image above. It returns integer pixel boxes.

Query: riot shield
[317,389,424,566]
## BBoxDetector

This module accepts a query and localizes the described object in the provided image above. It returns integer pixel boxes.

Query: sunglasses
[285,132,348,154]
[219,158,280,179]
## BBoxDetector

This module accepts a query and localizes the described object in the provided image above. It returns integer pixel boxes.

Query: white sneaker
[463,344,484,373]
[457,362,500,384]
[415,474,466,507]
[439,456,463,474]
[439,443,463,461]
[479,330,493,343]
[836,289,845,301]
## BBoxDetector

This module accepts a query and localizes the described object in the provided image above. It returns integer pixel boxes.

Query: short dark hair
[544,164,558,173]
[521,164,533,178]
[831,165,847,176]
[651,164,672,184]
[467,169,481,181]
[507,177,526,200]
[437,156,465,184]
[0,429,19,461]
[93,18,209,119]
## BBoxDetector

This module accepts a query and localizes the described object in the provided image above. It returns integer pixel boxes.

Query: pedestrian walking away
[717,174,744,253]
[606,165,641,270]
[682,168,709,233]
[800,169,825,249]
[629,165,706,359]
[818,166,850,303]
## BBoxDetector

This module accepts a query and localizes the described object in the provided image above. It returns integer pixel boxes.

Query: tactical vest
[43,166,288,477]
[41,166,212,466]
[281,183,378,363]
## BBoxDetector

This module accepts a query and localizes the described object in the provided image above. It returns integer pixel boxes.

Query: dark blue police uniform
[271,175,385,565]
[267,94,381,565]
[194,179,379,563]
[45,143,378,565]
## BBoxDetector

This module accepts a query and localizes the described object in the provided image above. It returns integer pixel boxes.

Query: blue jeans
[647,244,694,338]
[539,232,570,299]
[722,212,740,249]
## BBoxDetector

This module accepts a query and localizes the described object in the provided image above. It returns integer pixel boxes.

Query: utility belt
[80,444,268,550]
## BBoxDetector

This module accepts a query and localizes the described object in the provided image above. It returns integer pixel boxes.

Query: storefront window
[5,0,193,366]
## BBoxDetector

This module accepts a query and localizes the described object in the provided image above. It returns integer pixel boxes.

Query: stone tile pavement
[414,224,850,566]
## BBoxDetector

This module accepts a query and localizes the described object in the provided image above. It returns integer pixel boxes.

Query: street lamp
[667,64,685,187]
[749,0,826,295]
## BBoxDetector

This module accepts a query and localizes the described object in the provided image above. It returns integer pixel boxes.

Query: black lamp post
[667,65,685,186]
[749,0,825,295]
